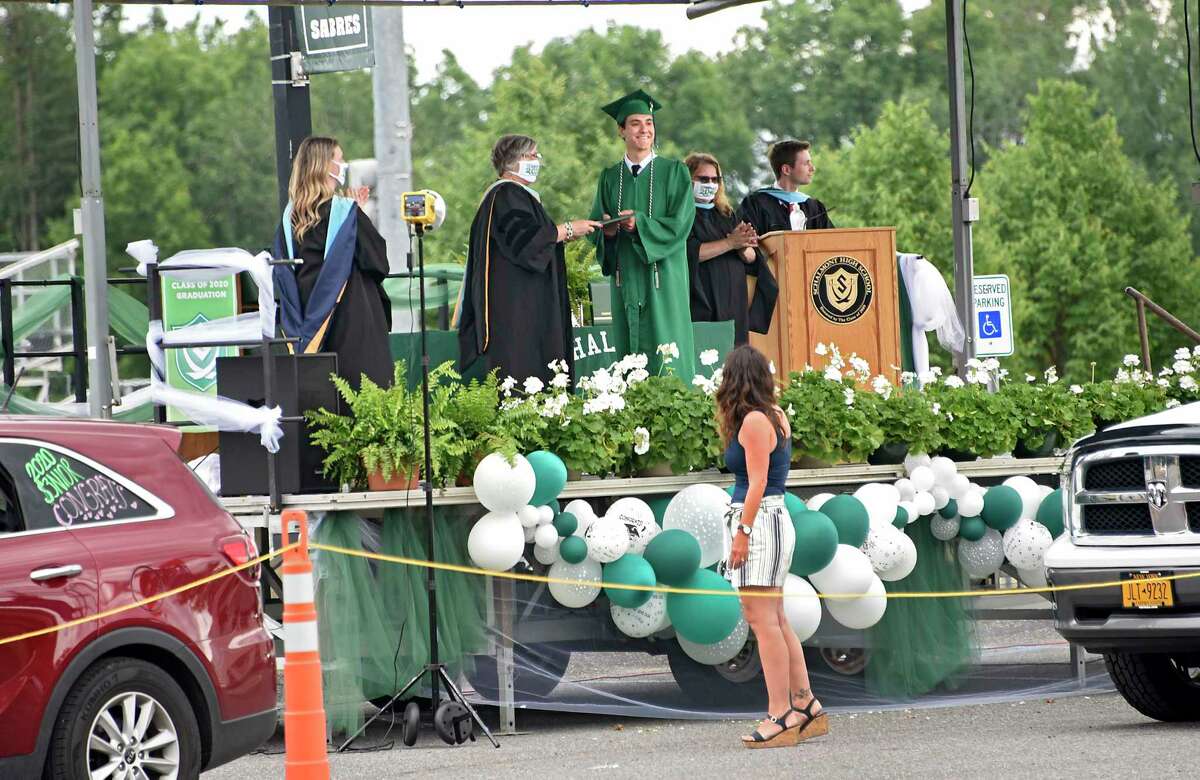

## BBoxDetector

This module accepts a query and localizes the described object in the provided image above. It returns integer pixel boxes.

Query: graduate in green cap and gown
[589,89,697,380]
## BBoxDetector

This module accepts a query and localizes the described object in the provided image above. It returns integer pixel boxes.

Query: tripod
[337,224,498,752]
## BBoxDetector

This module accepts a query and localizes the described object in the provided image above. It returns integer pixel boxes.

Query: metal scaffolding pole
[946,0,977,370]
[268,6,313,211]
[73,0,113,417]
[372,7,414,273]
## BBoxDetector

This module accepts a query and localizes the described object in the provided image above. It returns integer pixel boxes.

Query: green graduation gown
[589,156,697,380]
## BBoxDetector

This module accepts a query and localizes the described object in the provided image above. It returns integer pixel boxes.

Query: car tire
[1105,651,1200,722]
[464,645,571,701]
[45,657,202,780]
[667,637,765,707]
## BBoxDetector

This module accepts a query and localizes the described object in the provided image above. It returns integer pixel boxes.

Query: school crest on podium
[811,255,874,324]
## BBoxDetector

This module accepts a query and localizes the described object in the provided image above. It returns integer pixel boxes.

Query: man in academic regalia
[589,90,697,380]
[739,140,835,236]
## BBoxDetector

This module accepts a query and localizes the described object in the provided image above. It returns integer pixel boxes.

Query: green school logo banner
[162,277,239,422]
[296,4,374,75]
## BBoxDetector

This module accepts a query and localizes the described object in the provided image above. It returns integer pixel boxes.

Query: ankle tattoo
[793,688,811,698]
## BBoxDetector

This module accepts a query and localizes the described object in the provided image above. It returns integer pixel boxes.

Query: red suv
[0,418,277,778]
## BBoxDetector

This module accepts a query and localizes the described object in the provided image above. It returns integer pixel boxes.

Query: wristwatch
[737,523,754,537]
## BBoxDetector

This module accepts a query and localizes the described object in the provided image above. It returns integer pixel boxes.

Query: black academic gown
[738,191,835,237]
[686,207,755,345]
[295,201,393,390]
[458,181,574,386]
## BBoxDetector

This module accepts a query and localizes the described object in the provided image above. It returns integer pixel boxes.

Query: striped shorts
[724,494,794,589]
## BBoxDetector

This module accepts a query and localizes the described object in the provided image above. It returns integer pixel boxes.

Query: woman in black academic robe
[458,134,601,385]
[275,136,393,391]
[684,153,776,346]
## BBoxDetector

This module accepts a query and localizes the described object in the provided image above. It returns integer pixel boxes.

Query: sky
[124,0,933,86]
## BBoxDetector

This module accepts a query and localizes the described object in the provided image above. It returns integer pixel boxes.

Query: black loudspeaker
[216,353,340,497]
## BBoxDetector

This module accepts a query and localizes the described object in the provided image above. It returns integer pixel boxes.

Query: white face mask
[693,181,719,203]
[329,160,349,187]
[514,158,541,184]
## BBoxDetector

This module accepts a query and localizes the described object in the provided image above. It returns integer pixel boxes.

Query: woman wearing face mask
[458,134,601,385]
[272,135,393,391]
[685,152,773,347]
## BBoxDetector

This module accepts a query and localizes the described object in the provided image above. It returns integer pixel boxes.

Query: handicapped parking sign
[972,274,1014,357]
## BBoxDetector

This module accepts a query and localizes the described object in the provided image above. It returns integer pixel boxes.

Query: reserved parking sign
[972,274,1014,357]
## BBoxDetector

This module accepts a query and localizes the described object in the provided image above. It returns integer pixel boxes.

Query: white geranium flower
[871,375,893,399]
[1025,373,1036,383]
[1181,375,1198,392]
[627,368,650,385]
[768,360,777,375]
[1193,344,1200,358]
[1166,399,1182,409]
[900,371,916,385]
[944,375,965,389]
[700,349,719,367]
[843,387,855,406]
[1160,367,1175,377]
[1069,384,1084,395]
[591,367,614,393]
[815,342,828,356]
[633,426,651,456]
[983,357,1000,372]
[918,369,938,385]
[692,375,715,394]
[966,358,982,369]
[500,376,517,396]
[850,356,870,375]
[1122,354,1140,367]
[931,402,942,416]
[711,368,723,387]
[997,369,1009,380]
[551,372,571,390]
[1115,368,1131,384]
[656,343,680,361]
[1173,360,1194,375]
[1044,366,1059,384]
[607,394,626,411]
[930,366,943,377]
[1157,378,1171,388]
[1175,347,1192,361]
[823,365,843,382]
[786,404,796,417]
[523,376,545,395]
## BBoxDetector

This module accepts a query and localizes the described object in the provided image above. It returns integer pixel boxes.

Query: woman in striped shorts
[717,345,826,748]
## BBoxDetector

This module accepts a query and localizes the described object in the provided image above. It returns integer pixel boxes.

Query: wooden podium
[750,227,899,380]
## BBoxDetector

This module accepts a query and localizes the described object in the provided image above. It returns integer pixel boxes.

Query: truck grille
[1083,458,1144,490]
[1080,504,1154,534]
[1189,503,1200,533]
[1181,457,1200,488]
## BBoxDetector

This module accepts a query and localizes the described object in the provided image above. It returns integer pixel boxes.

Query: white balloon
[534,523,559,548]
[826,575,888,629]
[930,456,958,486]
[523,524,537,543]
[782,575,823,642]
[467,511,525,572]
[903,452,932,475]
[807,492,836,512]
[948,474,973,500]
[909,465,935,492]
[880,531,917,582]
[1017,565,1048,589]
[931,486,951,511]
[611,592,669,638]
[862,526,905,575]
[896,500,917,525]
[1003,476,1044,521]
[930,514,961,541]
[678,618,750,665]
[547,558,602,608]
[855,483,900,528]
[810,544,874,597]
[537,505,556,525]
[584,515,630,563]
[533,542,559,565]
[606,497,660,555]
[913,490,937,517]
[472,453,536,513]
[518,505,541,528]
[957,528,1005,579]
[1003,519,1054,569]
[957,490,985,518]
[894,478,916,502]
[562,499,597,538]
[663,484,731,568]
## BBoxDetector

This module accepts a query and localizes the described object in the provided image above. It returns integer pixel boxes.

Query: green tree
[976,80,1196,380]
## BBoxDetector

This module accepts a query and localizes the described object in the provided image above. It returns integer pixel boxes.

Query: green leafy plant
[623,374,722,475]
[1083,376,1167,429]
[922,379,1020,458]
[870,384,943,456]
[778,370,884,464]
[1002,377,1093,453]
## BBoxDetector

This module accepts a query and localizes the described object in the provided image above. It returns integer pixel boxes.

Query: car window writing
[0,466,22,534]
[0,442,157,530]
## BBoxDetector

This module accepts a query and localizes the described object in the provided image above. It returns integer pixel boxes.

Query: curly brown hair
[715,345,782,445]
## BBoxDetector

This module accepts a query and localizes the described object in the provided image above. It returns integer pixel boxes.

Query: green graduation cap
[601,88,662,124]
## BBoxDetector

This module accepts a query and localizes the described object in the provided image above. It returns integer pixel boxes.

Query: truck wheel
[668,636,765,707]
[1104,651,1200,722]
[464,645,571,701]
[45,657,202,779]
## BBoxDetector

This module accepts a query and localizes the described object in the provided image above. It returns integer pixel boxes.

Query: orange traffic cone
[281,510,330,780]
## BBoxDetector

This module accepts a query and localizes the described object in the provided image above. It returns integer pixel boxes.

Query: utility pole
[372,7,414,273]
[946,0,978,371]
[73,0,112,417]
[268,6,313,212]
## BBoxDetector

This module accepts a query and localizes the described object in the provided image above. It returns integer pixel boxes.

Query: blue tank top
[724,412,791,503]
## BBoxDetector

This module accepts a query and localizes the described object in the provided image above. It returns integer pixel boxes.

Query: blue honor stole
[756,187,811,205]
[273,196,357,354]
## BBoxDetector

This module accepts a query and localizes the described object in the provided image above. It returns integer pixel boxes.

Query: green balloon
[644,529,701,586]
[553,512,578,537]
[892,506,909,529]
[647,495,672,527]
[666,569,741,645]
[559,535,588,564]
[784,492,806,520]
[724,485,736,498]
[527,450,568,507]
[603,554,656,609]
[959,515,987,542]
[1035,488,1065,538]
[547,499,561,515]
[982,485,1022,531]
[820,494,870,547]
[939,499,958,519]
[790,510,839,576]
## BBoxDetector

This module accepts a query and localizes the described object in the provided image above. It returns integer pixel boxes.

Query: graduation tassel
[653,264,660,289]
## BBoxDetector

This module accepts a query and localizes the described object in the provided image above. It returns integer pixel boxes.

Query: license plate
[1121,571,1175,609]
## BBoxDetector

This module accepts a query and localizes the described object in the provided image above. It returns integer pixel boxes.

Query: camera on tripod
[401,190,445,233]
